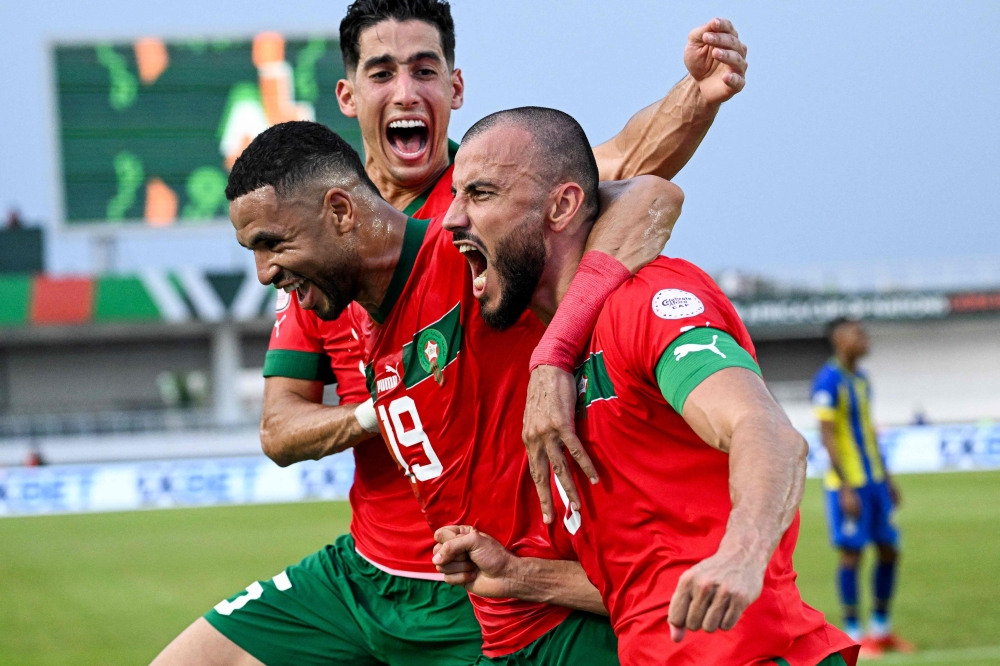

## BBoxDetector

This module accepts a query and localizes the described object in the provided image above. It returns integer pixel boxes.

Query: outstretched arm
[667,367,807,640]
[592,18,748,181]
[260,377,377,467]
[433,526,607,616]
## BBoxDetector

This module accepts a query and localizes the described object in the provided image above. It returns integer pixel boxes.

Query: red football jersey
[366,215,573,657]
[553,257,857,666]
[262,160,456,576]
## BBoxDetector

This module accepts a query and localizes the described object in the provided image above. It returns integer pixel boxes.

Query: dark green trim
[401,191,430,217]
[771,653,847,666]
[399,139,458,216]
[655,328,761,414]
[372,217,429,324]
[262,349,334,384]
[574,351,617,411]
[365,362,377,401]
[401,302,462,388]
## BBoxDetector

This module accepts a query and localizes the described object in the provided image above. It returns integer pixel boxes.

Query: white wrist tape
[354,398,379,433]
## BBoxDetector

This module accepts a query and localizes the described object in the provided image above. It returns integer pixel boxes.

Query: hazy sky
[1,1,997,277]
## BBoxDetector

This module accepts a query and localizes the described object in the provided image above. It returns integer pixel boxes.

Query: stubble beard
[311,255,361,321]
[479,216,546,331]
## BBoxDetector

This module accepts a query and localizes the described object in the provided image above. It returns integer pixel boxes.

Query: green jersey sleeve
[263,349,335,383]
[655,328,761,414]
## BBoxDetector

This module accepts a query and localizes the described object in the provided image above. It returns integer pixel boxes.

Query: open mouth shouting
[454,240,489,299]
[385,117,430,162]
[276,274,322,310]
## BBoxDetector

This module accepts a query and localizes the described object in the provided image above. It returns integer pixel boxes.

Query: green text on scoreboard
[55,33,361,226]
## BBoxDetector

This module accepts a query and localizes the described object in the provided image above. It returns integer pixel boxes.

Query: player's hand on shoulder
[684,18,748,105]
[667,545,767,641]
[522,365,599,525]
[432,525,517,599]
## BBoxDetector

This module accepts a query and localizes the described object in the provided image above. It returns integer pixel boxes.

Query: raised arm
[524,176,684,523]
[592,18,748,181]
[667,367,807,640]
[432,526,607,616]
[260,377,377,467]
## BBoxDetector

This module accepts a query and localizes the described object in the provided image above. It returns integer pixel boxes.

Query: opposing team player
[224,119,681,664]
[431,108,859,665]
[812,318,911,656]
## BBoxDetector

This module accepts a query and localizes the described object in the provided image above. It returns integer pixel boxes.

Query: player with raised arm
[433,109,859,665]
[223,119,680,664]
[153,0,747,662]
[812,318,912,657]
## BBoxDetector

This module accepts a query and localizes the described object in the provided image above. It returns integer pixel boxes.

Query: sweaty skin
[260,377,373,467]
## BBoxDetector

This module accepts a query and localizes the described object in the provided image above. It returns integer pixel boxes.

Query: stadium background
[1,1,999,664]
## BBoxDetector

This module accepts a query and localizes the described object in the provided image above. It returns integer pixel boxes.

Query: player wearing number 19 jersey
[259,141,458,578]
[552,257,858,666]
[202,147,487,666]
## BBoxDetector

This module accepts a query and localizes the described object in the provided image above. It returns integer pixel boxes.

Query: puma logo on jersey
[273,314,286,338]
[673,335,726,361]
[376,364,401,394]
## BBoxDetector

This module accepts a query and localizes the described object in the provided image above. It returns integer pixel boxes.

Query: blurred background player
[811,318,914,657]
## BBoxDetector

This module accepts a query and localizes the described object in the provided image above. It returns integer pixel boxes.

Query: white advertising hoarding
[2,422,998,518]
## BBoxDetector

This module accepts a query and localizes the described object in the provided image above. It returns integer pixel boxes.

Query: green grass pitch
[1,471,998,665]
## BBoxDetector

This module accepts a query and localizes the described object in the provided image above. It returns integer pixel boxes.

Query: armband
[354,398,380,433]
[529,251,631,372]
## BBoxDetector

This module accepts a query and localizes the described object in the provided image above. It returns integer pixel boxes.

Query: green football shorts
[773,652,849,666]
[474,610,619,665]
[205,533,483,666]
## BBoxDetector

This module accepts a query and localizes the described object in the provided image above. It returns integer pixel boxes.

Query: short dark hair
[226,121,379,201]
[825,316,858,341]
[462,106,600,222]
[340,0,456,73]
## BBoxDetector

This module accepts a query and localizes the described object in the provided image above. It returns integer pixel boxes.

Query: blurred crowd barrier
[0,450,354,517]
[804,422,1000,477]
[1,422,999,517]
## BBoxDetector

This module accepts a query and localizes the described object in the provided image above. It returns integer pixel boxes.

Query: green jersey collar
[401,139,459,217]
[372,217,429,324]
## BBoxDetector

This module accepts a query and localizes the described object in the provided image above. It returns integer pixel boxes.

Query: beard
[479,216,546,331]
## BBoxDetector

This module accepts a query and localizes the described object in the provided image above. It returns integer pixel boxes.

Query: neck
[529,230,588,325]
[363,139,451,211]
[836,351,858,373]
[354,198,411,315]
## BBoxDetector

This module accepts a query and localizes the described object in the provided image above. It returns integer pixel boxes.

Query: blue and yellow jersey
[811,359,885,489]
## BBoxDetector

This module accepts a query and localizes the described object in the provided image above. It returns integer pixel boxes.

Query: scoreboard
[54,34,361,226]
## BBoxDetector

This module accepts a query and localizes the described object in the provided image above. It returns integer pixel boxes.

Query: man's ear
[450,68,465,110]
[336,77,357,118]
[546,182,587,234]
[323,188,356,235]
